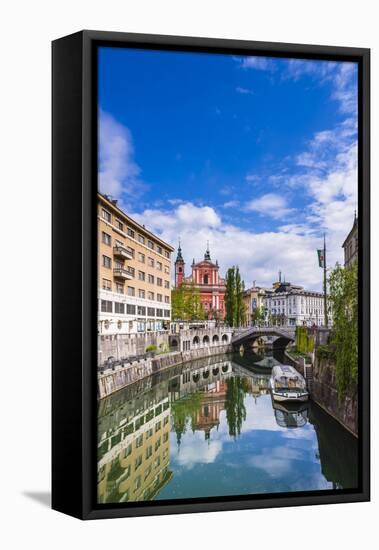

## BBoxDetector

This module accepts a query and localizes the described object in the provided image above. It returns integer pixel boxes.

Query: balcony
[113,267,133,280]
[113,245,133,260]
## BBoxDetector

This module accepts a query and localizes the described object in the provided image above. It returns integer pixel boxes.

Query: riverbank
[98,343,233,399]
[284,348,358,437]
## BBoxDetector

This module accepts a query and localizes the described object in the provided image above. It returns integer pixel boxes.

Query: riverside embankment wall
[286,330,358,437]
[98,344,232,399]
[311,356,358,437]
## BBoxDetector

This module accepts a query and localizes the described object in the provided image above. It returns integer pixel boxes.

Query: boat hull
[271,391,309,402]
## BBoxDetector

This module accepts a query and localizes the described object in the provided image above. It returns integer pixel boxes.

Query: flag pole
[323,233,328,327]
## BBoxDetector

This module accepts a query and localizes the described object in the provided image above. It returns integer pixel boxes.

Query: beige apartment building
[243,284,267,326]
[97,395,172,503]
[98,193,174,335]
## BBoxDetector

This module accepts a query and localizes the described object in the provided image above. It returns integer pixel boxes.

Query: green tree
[252,305,265,325]
[235,267,246,326]
[171,392,202,446]
[224,377,249,438]
[171,282,206,321]
[328,261,358,399]
[225,266,246,327]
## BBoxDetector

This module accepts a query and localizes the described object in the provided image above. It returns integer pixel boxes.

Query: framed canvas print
[52,30,370,520]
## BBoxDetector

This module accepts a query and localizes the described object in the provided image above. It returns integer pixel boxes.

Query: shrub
[146,344,157,353]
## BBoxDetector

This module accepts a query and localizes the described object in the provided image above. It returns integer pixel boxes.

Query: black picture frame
[52,30,370,520]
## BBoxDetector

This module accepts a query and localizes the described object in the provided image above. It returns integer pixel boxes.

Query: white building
[98,288,171,335]
[262,279,326,327]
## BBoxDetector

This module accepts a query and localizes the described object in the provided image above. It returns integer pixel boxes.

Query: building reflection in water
[97,352,358,503]
[98,392,172,503]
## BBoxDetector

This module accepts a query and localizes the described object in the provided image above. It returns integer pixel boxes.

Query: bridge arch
[203,335,210,346]
[212,334,219,345]
[232,327,295,350]
[221,334,229,344]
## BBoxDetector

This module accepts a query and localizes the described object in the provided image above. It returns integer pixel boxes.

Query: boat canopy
[271,365,306,390]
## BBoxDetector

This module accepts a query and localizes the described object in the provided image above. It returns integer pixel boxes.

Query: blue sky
[98,47,358,291]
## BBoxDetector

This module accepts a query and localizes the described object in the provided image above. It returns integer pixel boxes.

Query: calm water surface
[97,351,358,503]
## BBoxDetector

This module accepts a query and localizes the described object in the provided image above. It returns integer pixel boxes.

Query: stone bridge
[232,326,296,350]
[169,326,234,353]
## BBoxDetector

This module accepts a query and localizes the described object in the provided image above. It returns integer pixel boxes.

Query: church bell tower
[175,240,185,287]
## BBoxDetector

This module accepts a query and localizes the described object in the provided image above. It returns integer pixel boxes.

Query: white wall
[2,1,377,548]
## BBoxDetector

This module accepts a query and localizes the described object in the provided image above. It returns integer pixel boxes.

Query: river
[97,350,358,504]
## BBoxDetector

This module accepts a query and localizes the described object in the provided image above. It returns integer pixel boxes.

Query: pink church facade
[175,244,226,320]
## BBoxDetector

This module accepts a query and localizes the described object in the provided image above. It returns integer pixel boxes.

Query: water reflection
[97,352,358,504]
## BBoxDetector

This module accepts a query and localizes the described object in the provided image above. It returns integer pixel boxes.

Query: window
[146,446,153,460]
[102,278,111,291]
[115,260,123,269]
[138,234,145,244]
[163,432,169,443]
[147,240,154,250]
[164,265,170,274]
[138,271,145,281]
[157,294,162,302]
[115,219,123,231]
[164,296,170,304]
[138,289,145,299]
[164,280,170,289]
[115,283,124,294]
[157,278,163,287]
[146,427,153,439]
[126,304,136,315]
[164,251,170,259]
[102,255,111,269]
[164,310,170,318]
[156,308,163,317]
[157,261,162,271]
[157,246,162,255]
[138,252,145,263]
[137,306,146,316]
[155,438,161,451]
[148,274,154,284]
[148,257,154,267]
[127,286,135,297]
[102,231,111,245]
[135,434,143,448]
[126,246,135,258]
[134,475,141,490]
[155,421,161,432]
[204,274,209,284]
[147,291,154,300]
[102,208,111,222]
[135,455,142,470]
[115,302,125,314]
[127,266,135,277]
[101,300,112,313]
[123,444,132,459]
[147,307,155,317]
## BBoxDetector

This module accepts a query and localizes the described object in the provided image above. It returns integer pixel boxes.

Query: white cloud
[98,110,145,200]
[131,201,326,291]
[238,56,357,115]
[236,86,254,95]
[223,200,240,209]
[172,431,222,469]
[240,56,274,71]
[245,174,261,184]
[244,193,294,220]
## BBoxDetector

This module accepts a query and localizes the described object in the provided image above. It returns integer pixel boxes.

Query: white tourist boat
[269,365,309,402]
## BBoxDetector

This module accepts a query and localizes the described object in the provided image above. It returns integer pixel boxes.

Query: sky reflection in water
[97,352,358,504]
